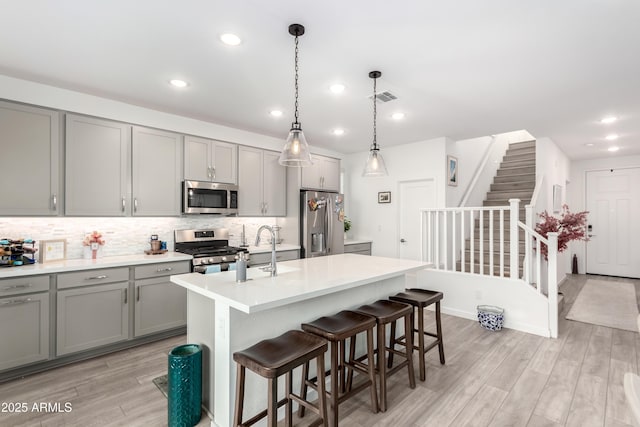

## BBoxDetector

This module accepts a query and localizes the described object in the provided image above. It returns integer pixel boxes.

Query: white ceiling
[1,1,639,160]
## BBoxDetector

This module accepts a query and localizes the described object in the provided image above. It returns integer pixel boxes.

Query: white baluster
[509,199,520,279]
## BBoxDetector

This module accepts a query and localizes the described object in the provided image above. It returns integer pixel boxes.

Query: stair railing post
[509,199,520,279]
[547,232,558,338]
[525,204,534,284]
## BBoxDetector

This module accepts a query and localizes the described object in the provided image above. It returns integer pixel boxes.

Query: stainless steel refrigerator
[300,191,345,258]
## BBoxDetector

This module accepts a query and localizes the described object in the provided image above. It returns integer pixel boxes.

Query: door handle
[400,238,407,243]
[588,234,596,237]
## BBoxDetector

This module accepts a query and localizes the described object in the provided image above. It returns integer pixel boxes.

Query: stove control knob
[208,258,214,264]
[222,256,228,262]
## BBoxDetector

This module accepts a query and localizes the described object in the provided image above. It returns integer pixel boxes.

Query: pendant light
[279,24,313,167]
[362,70,388,176]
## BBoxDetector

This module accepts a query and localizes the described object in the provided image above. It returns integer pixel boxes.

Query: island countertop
[170,253,430,314]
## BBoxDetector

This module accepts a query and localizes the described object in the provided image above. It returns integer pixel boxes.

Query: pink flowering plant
[535,204,588,260]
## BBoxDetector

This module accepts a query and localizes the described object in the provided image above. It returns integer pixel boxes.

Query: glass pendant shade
[362,146,388,176]
[279,122,313,167]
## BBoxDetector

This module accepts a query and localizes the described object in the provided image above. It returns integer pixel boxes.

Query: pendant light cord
[372,75,377,149]
[294,34,300,124]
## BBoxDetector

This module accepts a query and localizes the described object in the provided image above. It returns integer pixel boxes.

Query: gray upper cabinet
[0,101,60,216]
[238,147,286,216]
[184,135,237,184]
[132,126,182,216]
[301,155,341,192]
[65,115,130,216]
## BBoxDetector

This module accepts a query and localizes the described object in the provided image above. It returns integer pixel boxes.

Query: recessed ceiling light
[220,33,242,46]
[169,79,188,88]
[332,128,345,136]
[584,143,595,147]
[608,146,620,152]
[601,116,617,124]
[269,110,283,117]
[329,84,345,94]
[605,134,619,141]
[391,112,405,120]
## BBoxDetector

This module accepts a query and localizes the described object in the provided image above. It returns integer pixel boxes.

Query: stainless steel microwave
[182,180,238,215]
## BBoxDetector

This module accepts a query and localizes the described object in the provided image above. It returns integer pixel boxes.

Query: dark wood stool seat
[300,310,378,427]
[389,289,445,382]
[354,300,416,412]
[233,330,329,427]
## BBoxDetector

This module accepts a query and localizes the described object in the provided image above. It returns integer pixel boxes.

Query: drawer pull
[0,298,33,306]
[156,267,173,272]
[85,275,108,280]
[2,284,33,291]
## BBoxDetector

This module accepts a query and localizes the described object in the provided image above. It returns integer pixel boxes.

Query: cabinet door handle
[85,275,108,280]
[207,166,212,178]
[264,202,268,214]
[2,284,33,291]
[122,197,126,212]
[52,194,57,211]
[156,267,173,272]
[123,288,128,304]
[1,298,33,306]
[136,287,140,302]
[134,198,138,213]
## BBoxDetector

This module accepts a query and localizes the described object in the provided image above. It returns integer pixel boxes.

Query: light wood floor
[1,274,638,427]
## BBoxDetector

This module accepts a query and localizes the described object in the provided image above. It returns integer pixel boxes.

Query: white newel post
[547,232,558,338]
[509,199,520,279]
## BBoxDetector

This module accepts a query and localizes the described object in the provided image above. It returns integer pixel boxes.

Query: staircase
[457,140,536,276]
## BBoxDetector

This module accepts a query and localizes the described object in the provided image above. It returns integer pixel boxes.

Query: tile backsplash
[0,217,280,260]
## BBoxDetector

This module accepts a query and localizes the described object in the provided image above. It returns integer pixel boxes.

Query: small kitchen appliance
[174,228,249,274]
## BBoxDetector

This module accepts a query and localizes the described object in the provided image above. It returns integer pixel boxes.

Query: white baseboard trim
[441,306,552,338]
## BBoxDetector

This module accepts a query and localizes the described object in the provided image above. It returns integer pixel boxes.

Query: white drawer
[0,275,49,296]
[134,261,190,279]
[57,267,129,289]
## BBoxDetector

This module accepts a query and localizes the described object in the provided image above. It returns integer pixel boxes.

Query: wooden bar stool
[233,330,328,427]
[354,300,415,412]
[389,289,445,381]
[300,310,378,427]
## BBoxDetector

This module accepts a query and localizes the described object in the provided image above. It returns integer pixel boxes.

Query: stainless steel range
[174,228,249,274]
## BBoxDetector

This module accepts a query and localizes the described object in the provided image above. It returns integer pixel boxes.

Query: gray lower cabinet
[0,291,49,371]
[344,242,372,256]
[133,261,189,337]
[56,281,129,356]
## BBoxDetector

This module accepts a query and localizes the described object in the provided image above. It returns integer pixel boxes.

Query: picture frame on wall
[553,184,562,213]
[447,155,458,186]
[378,191,391,203]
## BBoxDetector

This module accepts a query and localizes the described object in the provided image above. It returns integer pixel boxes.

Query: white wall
[568,154,640,274]
[534,137,571,282]
[343,138,447,257]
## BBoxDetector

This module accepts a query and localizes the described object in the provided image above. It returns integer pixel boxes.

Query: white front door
[586,168,640,278]
[398,179,437,260]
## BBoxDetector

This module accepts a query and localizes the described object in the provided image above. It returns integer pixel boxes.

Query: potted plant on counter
[343,216,352,240]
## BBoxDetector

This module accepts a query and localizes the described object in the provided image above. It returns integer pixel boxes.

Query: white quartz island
[170,253,430,427]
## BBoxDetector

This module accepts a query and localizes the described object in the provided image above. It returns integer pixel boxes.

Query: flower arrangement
[83,231,106,259]
[535,205,588,260]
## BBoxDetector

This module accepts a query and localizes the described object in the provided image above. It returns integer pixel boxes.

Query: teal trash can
[168,344,202,427]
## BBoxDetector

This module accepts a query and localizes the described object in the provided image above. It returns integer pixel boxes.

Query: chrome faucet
[255,225,277,277]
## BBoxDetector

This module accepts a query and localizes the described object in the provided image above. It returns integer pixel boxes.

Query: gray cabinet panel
[301,155,340,192]
[0,275,49,297]
[65,115,130,216]
[132,126,182,216]
[249,249,299,267]
[238,146,264,216]
[238,147,286,216]
[344,243,372,254]
[57,282,129,356]
[57,267,129,289]
[0,101,59,215]
[134,277,186,337]
[184,136,237,184]
[0,293,49,371]
[134,261,190,279]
